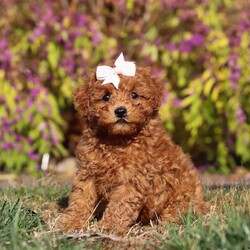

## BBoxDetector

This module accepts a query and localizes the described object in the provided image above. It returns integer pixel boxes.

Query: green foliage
[0,199,42,248]
[162,212,250,250]
[0,183,100,250]
[0,199,95,250]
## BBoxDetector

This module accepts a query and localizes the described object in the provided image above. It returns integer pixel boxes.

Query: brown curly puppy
[60,66,207,234]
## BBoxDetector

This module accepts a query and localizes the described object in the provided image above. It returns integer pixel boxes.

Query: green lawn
[0,177,249,250]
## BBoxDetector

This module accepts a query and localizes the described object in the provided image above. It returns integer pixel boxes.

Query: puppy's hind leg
[160,195,207,225]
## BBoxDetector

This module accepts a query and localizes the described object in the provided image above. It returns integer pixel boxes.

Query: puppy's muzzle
[115,106,127,118]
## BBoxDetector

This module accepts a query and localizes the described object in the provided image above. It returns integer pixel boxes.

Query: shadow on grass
[57,196,108,221]
[57,196,69,209]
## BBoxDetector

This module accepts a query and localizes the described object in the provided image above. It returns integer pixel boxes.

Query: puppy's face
[75,67,163,136]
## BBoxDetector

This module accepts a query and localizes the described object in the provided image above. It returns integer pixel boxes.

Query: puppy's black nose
[115,107,127,118]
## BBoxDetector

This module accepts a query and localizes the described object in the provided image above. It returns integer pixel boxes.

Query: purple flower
[28,151,39,160]
[2,127,12,134]
[2,117,11,126]
[65,41,73,50]
[30,25,46,41]
[162,90,169,104]
[77,15,87,26]
[195,23,209,35]
[3,50,11,62]
[230,79,237,89]
[15,134,22,142]
[117,0,126,13]
[49,124,59,145]
[179,41,192,52]
[229,71,241,81]
[52,135,59,145]
[162,0,186,10]
[70,30,81,40]
[155,38,161,46]
[37,103,43,113]
[229,37,241,47]
[165,42,176,52]
[27,136,33,144]
[179,9,195,22]
[0,39,8,49]
[92,33,101,46]
[38,122,47,131]
[228,54,238,67]
[189,34,204,46]
[42,8,54,23]
[29,115,34,122]
[15,95,21,103]
[32,23,46,38]
[65,60,75,74]
[178,34,204,53]
[30,88,40,98]
[27,75,40,84]
[2,142,11,150]
[0,95,5,103]
[229,71,241,89]
[236,107,246,124]
[16,106,24,113]
[42,133,49,140]
[35,164,41,170]
[26,98,34,108]
[226,137,234,147]
[143,56,153,64]
[173,98,182,107]
[152,68,164,78]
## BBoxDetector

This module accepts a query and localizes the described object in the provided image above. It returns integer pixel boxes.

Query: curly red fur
[59,66,207,234]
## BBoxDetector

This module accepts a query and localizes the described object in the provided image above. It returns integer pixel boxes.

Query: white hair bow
[96,53,136,89]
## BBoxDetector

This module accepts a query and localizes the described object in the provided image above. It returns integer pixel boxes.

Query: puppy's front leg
[99,185,144,234]
[59,177,97,231]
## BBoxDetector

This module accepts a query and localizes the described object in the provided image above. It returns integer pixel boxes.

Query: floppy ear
[151,75,164,111]
[74,83,89,117]
[143,67,164,111]
[74,72,95,117]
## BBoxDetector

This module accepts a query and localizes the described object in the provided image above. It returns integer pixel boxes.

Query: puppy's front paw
[57,213,87,232]
[97,220,127,236]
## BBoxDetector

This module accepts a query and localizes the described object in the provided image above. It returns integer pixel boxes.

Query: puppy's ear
[74,83,89,117]
[74,73,95,117]
[143,67,164,111]
[151,75,164,111]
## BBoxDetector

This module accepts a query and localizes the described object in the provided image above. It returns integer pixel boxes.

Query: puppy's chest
[92,146,149,192]
[94,149,131,179]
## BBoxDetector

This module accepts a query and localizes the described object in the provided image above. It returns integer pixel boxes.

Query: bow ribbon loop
[96,53,136,89]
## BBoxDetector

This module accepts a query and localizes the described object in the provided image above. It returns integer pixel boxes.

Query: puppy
[60,54,207,234]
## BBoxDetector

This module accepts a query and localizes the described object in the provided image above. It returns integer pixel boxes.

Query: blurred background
[0,0,249,180]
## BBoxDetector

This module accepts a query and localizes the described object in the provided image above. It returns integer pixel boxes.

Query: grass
[0,177,249,250]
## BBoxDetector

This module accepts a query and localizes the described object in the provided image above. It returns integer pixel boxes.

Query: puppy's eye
[102,93,111,102]
[131,92,139,99]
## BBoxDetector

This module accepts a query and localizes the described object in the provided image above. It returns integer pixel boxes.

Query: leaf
[211,86,220,102]
[74,36,92,50]
[142,43,159,62]
[47,42,60,70]
[201,70,212,82]
[145,27,158,41]
[29,129,40,140]
[182,95,196,108]
[204,78,216,96]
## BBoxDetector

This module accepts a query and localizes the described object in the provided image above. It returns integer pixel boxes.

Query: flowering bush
[0,0,249,174]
